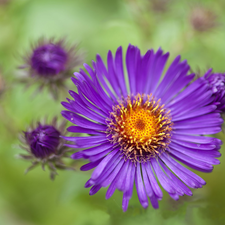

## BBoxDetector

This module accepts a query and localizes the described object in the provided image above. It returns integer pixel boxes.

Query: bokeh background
[0,0,225,224]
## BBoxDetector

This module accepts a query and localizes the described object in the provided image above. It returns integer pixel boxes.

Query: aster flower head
[201,69,225,112]
[190,6,218,32]
[62,45,223,211]
[19,37,84,99]
[18,118,74,180]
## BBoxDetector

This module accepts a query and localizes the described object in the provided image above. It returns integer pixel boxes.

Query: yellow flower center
[124,108,157,142]
[107,94,172,162]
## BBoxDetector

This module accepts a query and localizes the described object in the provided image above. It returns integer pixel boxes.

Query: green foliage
[0,0,225,224]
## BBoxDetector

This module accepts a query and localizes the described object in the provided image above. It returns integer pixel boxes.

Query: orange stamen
[107,94,173,163]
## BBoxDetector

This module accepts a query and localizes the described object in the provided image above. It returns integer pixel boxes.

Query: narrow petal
[124,162,136,199]
[61,110,106,131]
[67,99,107,124]
[122,194,129,212]
[116,160,130,191]
[107,50,121,97]
[136,50,152,93]
[114,46,127,97]
[67,126,103,135]
[141,163,154,197]
[91,149,118,180]
[80,159,102,171]
[91,153,121,185]
[158,159,192,196]
[170,142,220,165]
[95,55,117,101]
[172,134,221,144]
[81,143,113,156]
[149,194,159,209]
[69,90,109,117]
[168,150,214,171]
[151,158,176,194]
[144,162,163,198]
[161,153,206,187]
[135,162,149,208]
[162,74,195,104]
[89,185,101,195]
[126,44,139,94]
[169,193,179,201]
[172,139,219,150]
[101,159,124,187]
[172,105,217,121]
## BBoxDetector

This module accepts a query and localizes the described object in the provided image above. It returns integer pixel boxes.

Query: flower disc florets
[107,94,172,162]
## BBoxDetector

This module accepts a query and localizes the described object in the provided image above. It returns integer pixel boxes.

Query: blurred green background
[0,0,225,224]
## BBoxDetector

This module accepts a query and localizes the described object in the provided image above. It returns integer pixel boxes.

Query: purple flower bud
[18,118,75,180]
[18,37,84,99]
[203,70,225,111]
[25,124,60,158]
[31,43,68,77]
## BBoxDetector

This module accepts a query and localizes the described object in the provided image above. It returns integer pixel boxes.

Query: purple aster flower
[18,118,74,180]
[200,69,225,112]
[19,37,84,99]
[61,45,223,211]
